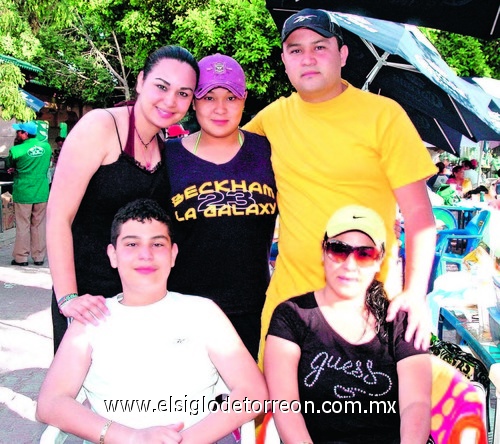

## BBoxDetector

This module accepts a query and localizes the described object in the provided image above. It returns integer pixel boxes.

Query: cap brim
[282,25,335,43]
[195,83,246,99]
[12,124,22,131]
[326,229,382,248]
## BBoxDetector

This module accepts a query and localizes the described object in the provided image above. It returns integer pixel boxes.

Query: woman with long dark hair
[47,46,199,351]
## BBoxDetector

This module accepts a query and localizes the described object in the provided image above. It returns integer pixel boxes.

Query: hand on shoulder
[386,289,431,351]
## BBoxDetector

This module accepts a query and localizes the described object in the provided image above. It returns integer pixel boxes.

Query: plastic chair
[257,356,487,444]
[430,356,487,444]
[269,241,279,270]
[433,207,458,231]
[399,207,457,285]
[430,210,491,286]
[40,381,256,444]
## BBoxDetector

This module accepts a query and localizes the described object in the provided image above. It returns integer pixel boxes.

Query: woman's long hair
[365,279,390,339]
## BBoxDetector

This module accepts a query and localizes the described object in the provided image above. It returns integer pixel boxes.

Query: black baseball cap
[281,8,344,46]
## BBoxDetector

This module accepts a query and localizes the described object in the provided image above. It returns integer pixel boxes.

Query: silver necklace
[135,128,156,149]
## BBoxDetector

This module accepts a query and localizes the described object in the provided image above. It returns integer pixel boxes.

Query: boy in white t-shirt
[37,198,267,443]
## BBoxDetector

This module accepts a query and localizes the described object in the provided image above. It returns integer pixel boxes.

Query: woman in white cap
[264,205,431,443]
[165,54,277,360]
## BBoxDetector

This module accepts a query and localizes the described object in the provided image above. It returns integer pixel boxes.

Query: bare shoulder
[63,107,129,160]
[71,107,127,135]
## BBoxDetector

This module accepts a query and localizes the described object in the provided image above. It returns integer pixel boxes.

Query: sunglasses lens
[353,247,379,266]
[325,241,379,267]
[325,241,351,263]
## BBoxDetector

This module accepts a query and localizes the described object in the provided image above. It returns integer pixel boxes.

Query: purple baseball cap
[195,54,246,99]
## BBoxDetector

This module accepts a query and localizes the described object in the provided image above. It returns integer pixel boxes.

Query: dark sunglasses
[322,238,383,267]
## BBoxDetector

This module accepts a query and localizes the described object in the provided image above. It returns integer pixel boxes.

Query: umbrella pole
[477,141,485,187]
[362,47,389,91]
[491,6,500,36]
[434,119,459,157]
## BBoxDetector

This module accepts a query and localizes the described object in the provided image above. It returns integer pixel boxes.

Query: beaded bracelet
[99,419,113,444]
[57,293,78,313]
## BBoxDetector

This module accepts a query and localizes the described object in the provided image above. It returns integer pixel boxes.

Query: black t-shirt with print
[268,292,427,444]
[165,131,277,316]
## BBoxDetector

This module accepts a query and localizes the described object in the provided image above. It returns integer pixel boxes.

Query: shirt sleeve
[242,110,266,136]
[393,311,428,362]
[6,150,14,168]
[188,296,231,347]
[267,300,304,345]
[378,102,437,190]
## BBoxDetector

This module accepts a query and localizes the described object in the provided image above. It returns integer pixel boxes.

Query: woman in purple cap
[165,54,277,359]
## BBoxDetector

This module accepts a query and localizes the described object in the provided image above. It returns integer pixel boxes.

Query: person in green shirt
[7,121,52,266]
[491,154,500,176]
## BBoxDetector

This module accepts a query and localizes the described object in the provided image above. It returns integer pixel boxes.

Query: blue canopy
[266,0,500,40]
[19,88,45,112]
[330,12,500,153]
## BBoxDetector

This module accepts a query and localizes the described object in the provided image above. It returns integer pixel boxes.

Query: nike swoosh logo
[353,216,365,219]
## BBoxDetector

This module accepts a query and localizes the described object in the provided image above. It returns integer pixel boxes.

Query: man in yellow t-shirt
[244,8,437,361]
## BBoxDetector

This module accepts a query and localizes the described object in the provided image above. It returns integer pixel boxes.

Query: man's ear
[340,44,349,68]
[107,244,118,269]
[171,243,179,267]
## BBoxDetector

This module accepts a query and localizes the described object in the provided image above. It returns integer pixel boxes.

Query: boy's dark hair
[110,198,172,246]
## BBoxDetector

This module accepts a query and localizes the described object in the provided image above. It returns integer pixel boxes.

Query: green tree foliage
[0,62,36,120]
[36,15,119,106]
[2,0,498,111]
[482,39,500,80]
[0,0,42,59]
[32,0,287,111]
[423,29,496,78]
[171,0,288,111]
[33,0,209,106]
[35,2,131,107]
[0,0,43,119]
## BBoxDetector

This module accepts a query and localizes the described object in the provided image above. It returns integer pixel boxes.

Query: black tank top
[72,108,169,297]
